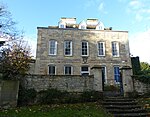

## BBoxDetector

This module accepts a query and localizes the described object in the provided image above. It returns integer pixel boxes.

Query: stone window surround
[81,41,89,56]
[112,41,120,57]
[64,40,72,56]
[64,65,73,75]
[80,66,90,76]
[49,40,57,55]
[48,65,56,75]
[97,41,105,56]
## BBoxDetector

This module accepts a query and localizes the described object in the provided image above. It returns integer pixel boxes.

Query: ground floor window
[101,66,107,83]
[81,66,89,76]
[114,66,120,83]
[64,65,72,75]
[48,65,56,75]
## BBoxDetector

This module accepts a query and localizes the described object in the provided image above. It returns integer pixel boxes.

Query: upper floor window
[112,42,119,57]
[64,65,73,75]
[49,40,57,55]
[81,66,89,76]
[48,65,56,75]
[64,41,72,56]
[97,42,105,56]
[81,41,89,56]
[114,66,120,83]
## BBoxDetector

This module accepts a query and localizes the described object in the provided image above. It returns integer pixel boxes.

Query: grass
[0,102,112,117]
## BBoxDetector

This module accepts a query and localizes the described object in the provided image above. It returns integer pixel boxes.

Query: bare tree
[0,3,19,40]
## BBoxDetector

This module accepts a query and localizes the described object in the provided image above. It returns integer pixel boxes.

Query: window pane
[49,66,55,75]
[64,41,72,55]
[98,42,105,56]
[114,66,120,82]
[112,42,119,56]
[49,40,57,55]
[101,66,106,82]
[81,67,88,71]
[65,66,72,75]
[82,41,88,55]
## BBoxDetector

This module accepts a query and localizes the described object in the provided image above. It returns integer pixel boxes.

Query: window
[49,40,57,55]
[112,42,119,57]
[64,41,72,56]
[81,25,86,29]
[64,65,72,75]
[81,41,89,56]
[114,66,120,83]
[48,65,56,75]
[97,42,105,56]
[101,66,107,83]
[60,24,65,28]
[81,66,89,76]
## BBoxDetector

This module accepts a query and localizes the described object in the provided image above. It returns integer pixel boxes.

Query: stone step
[102,101,137,105]
[104,105,142,109]
[107,108,147,114]
[104,98,135,102]
[113,113,148,117]
[102,97,148,117]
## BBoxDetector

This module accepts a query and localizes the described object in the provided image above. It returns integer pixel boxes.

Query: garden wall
[0,80,19,108]
[22,75,94,92]
[133,79,150,94]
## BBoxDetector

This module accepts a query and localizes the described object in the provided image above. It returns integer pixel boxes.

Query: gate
[102,71,123,97]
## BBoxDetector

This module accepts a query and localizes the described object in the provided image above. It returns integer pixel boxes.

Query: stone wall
[0,80,19,108]
[23,75,94,92]
[133,79,150,94]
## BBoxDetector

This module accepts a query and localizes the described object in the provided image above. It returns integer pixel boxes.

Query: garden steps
[102,97,148,117]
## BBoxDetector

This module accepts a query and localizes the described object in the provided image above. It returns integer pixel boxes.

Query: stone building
[34,17,132,85]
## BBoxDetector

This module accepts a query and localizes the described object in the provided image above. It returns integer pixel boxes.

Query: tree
[0,40,32,79]
[0,3,19,40]
[140,62,150,75]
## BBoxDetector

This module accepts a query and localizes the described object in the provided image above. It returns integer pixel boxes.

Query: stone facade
[23,75,94,92]
[34,18,132,85]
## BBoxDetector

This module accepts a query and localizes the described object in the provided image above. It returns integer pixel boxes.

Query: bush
[37,89,68,104]
[18,86,37,106]
[104,85,120,92]
[81,91,103,102]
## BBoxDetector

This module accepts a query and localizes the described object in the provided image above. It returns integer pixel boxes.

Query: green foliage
[81,91,103,102]
[104,85,120,91]
[132,75,150,84]
[140,62,150,75]
[18,86,37,106]
[0,103,112,117]
[0,40,32,80]
[131,57,141,75]
[38,89,68,104]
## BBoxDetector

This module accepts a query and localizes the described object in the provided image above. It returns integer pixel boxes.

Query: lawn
[0,102,112,117]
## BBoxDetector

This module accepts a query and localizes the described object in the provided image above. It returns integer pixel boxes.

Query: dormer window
[58,21,66,28]
[60,24,65,28]
[81,25,86,29]
[96,21,104,30]
[79,20,87,29]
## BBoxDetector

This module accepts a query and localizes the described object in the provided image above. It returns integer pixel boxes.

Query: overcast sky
[2,0,150,63]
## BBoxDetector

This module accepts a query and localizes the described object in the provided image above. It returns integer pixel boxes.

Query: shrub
[18,86,37,106]
[81,91,103,102]
[37,89,68,104]
[104,85,120,92]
